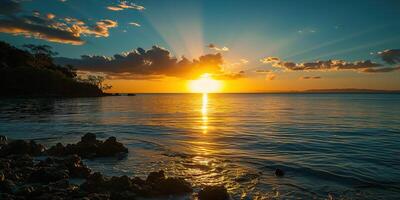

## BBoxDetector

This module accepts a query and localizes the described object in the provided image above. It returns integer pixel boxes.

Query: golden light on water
[189,73,220,134]
[188,73,223,93]
[201,93,208,134]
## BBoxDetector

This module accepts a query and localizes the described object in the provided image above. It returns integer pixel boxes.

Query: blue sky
[1,0,400,92]
[3,0,400,59]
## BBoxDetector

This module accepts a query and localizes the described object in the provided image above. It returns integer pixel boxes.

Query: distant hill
[0,41,104,97]
[302,88,400,93]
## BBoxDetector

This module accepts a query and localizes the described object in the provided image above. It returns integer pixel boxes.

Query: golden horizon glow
[188,73,223,93]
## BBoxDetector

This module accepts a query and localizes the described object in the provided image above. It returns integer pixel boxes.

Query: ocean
[0,94,399,199]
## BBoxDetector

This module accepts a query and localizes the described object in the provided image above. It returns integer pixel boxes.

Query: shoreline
[0,134,230,200]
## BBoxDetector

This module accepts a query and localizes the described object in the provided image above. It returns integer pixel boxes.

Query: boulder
[0,140,44,156]
[0,171,4,182]
[82,172,139,194]
[110,191,137,200]
[29,167,69,183]
[35,155,91,179]
[63,155,91,178]
[10,154,34,168]
[0,179,16,194]
[198,185,229,200]
[16,185,35,196]
[0,135,7,145]
[47,134,128,158]
[143,170,192,196]
[46,143,65,157]
[107,175,133,191]
[275,168,285,177]
[0,158,10,170]
[96,137,128,157]
[80,172,106,193]
[156,177,192,195]
[146,170,165,183]
[81,133,97,143]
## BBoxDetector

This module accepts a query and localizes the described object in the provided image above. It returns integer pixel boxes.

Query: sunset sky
[1,0,400,93]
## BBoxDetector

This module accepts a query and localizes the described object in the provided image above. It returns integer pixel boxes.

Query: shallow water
[0,94,399,199]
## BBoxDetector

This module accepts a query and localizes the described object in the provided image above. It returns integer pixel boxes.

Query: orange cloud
[0,1,118,44]
[107,1,145,11]
[259,56,400,73]
[0,19,84,45]
[56,46,244,80]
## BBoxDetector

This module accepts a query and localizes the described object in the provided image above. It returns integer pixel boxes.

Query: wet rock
[0,179,16,193]
[156,177,192,195]
[82,171,192,198]
[110,191,137,200]
[275,168,285,177]
[0,158,10,170]
[0,136,199,200]
[0,171,4,182]
[0,135,7,145]
[16,185,35,196]
[146,170,165,183]
[142,170,192,196]
[131,177,145,186]
[63,155,91,178]
[34,155,91,180]
[80,172,106,193]
[1,155,35,183]
[29,167,69,183]
[86,193,111,200]
[10,154,34,168]
[46,143,65,157]
[47,134,128,158]
[0,140,45,156]
[48,179,70,189]
[108,175,133,191]
[81,133,97,143]
[81,172,140,195]
[198,185,229,200]
[97,136,128,157]
[0,193,16,200]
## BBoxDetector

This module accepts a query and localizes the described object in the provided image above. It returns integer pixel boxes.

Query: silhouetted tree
[0,41,105,97]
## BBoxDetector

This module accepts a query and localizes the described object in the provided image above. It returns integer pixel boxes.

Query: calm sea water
[0,94,399,199]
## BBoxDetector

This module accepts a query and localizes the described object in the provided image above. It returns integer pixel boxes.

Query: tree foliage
[0,41,105,97]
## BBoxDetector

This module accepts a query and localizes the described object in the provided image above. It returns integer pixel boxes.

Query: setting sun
[188,73,223,93]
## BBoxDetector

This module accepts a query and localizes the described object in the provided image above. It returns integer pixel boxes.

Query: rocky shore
[0,134,229,200]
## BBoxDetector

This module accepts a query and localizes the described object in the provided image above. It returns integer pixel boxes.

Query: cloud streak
[362,66,400,73]
[207,43,229,52]
[129,22,141,27]
[377,49,400,65]
[254,69,276,80]
[107,1,145,11]
[301,76,321,79]
[260,55,400,73]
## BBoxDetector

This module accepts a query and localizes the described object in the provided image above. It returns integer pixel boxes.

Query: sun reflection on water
[201,93,208,134]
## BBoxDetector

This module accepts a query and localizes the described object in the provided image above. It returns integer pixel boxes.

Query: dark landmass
[301,88,400,94]
[103,93,136,96]
[246,88,400,94]
[0,134,230,200]
[0,41,104,98]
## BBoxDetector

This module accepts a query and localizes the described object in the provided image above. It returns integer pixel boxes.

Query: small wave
[261,163,400,191]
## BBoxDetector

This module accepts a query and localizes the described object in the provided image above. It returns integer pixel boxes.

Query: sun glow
[188,73,222,93]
